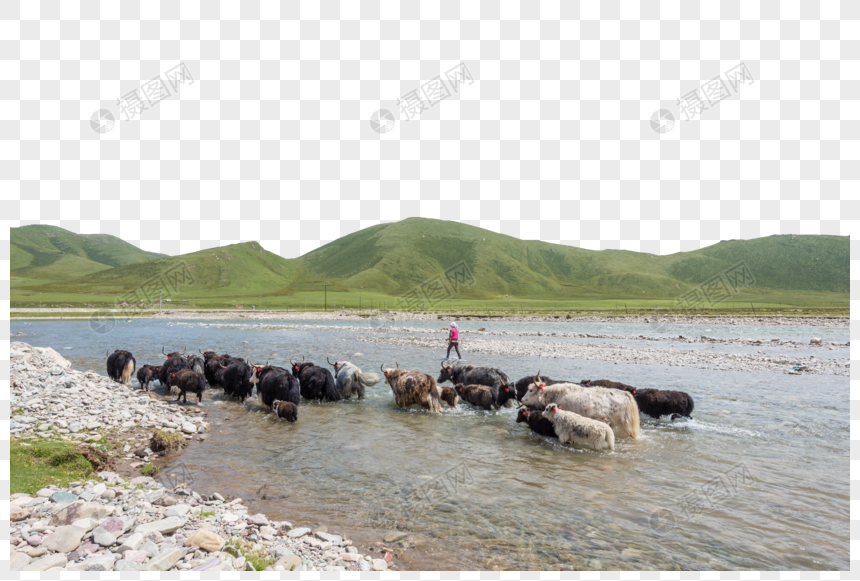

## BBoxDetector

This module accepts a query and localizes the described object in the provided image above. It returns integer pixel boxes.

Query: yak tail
[428,380,442,414]
[621,391,641,439]
[605,426,616,451]
[121,359,135,384]
[355,371,381,387]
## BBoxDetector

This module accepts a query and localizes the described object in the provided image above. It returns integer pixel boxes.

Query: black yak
[167,369,206,404]
[106,349,136,384]
[136,364,159,391]
[219,359,259,401]
[437,362,515,408]
[327,357,380,399]
[580,379,695,420]
[381,364,442,413]
[158,346,188,385]
[186,355,205,376]
[516,408,558,439]
[453,383,500,411]
[290,358,341,402]
[271,400,298,422]
[257,363,300,408]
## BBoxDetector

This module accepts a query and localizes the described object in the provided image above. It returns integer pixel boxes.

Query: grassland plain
[12,219,849,312]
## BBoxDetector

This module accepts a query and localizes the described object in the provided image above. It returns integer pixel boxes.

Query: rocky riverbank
[355,335,850,377]
[9,342,396,572]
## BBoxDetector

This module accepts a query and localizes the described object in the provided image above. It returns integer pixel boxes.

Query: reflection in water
[12,319,849,570]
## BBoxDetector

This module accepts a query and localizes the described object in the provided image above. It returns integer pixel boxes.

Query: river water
[12,319,849,570]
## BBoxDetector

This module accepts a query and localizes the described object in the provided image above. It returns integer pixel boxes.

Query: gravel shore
[10,342,395,573]
[11,308,849,328]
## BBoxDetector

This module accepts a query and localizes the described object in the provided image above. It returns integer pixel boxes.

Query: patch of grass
[199,511,216,519]
[140,464,159,477]
[11,438,96,494]
[226,539,276,571]
[150,430,188,453]
[12,408,24,416]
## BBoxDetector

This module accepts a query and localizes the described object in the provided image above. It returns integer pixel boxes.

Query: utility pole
[324,286,328,311]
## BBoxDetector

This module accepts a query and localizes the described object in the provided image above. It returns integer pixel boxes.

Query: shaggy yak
[516,408,558,439]
[186,355,205,376]
[327,357,380,400]
[219,359,260,401]
[106,349,136,384]
[437,361,516,408]
[257,363,301,408]
[542,404,615,451]
[290,358,341,402]
[453,383,501,411]
[439,386,459,408]
[202,352,232,385]
[166,369,206,404]
[580,379,695,420]
[157,346,188,385]
[212,355,244,387]
[136,364,159,391]
[381,364,442,413]
[521,374,641,439]
[271,400,298,422]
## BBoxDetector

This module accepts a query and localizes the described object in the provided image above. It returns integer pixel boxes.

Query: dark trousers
[447,341,461,359]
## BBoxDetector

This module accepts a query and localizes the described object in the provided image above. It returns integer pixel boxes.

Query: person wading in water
[446,322,461,359]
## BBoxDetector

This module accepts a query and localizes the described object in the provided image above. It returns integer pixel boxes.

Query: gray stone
[50,491,78,504]
[50,502,110,526]
[41,525,86,553]
[114,559,142,571]
[78,492,95,501]
[275,554,302,570]
[140,540,159,557]
[358,559,371,571]
[371,558,388,571]
[383,531,408,543]
[118,532,144,552]
[10,552,31,571]
[72,518,99,532]
[134,516,185,535]
[65,554,116,571]
[147,489,164,503]
[190,557,222,571]
[164,504,190,518]
[316,531,343,544]
[287,527,311,538]
[141,548,182,571]
[93,526,117,547]
[22,553,69,571]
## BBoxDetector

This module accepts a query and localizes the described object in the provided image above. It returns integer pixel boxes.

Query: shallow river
[12,319,849,570]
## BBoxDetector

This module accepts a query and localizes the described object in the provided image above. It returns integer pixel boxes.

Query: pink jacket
[449,328,458,341]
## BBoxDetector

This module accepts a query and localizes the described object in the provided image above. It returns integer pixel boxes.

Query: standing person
[446,322,461,360]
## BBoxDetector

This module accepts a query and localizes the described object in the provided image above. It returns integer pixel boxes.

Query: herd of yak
[105,347,695,452]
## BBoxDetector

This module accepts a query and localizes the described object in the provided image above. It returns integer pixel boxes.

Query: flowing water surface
[12,319,849,570]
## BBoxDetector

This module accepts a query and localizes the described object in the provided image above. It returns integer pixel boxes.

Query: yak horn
[162,346,167,355]
[106,350,110,357]
[182,345,187,354]
[533,370,542,384]
[301,355,305,363]
[220,363,227,369]
[380,363,386,372]
[199,349,205,354]
[266,359,269,366]
[327,356,335,366]
[396,362,399,369]
[289,357,295,365]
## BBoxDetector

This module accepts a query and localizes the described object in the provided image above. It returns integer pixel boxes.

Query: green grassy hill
[11,220,848,310]
[293,218,849,298]
[34,241,300,297]
[11,225,166,287]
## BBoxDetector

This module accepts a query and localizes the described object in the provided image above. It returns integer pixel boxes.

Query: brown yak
[380,364,443,414]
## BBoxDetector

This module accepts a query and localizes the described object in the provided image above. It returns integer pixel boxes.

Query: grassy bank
[11,439,98,494]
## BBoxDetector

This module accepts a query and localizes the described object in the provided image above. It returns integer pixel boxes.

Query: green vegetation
[200,511,216,519]
[141,464,159,477]
[149,430,188,453]
[11,439,95,494]
[226,538,275,571]
[12,224,166,290]
[11,219,849,312]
